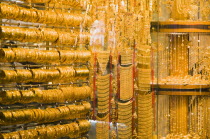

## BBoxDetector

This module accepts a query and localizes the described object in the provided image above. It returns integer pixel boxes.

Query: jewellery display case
[2,0,210,138]
[151,0,210,138]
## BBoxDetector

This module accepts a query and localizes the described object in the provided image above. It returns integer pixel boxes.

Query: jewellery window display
[116,48,135,139]
[152,0,210,138]
[91,51,112,139]
[134,0,154,138]
[91,49,136,139]
[0,0,92,138]
[88,0,154,138]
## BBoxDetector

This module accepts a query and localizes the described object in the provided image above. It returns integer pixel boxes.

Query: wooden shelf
[154,84,210,89]
[157,91,210,96]
[151,21,210,33]
[154,84,210,95]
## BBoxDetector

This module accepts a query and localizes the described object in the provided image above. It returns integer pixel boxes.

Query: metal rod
[0,118,86,132]
[1,43,89,49]
[0,82,89,88]
[0,63,88,68]
[0,21,87,30]
[0,0,86,11]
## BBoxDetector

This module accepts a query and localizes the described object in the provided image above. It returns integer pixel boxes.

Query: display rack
[0,0,92,138]
[152,0,210,138]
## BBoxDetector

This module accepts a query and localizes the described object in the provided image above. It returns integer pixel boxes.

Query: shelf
[154,84,210,95]
[157,91,210,96]
[151,21,210,33]
[154,84,210,89]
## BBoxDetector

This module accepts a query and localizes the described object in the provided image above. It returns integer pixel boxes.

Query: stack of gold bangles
[118,124,132,139]
[96,113,110,139]
[96,74,110,114]
[77,119,92,134]
[120,49,133,65]
[117,101,133,139]
[137,68,151,91]
[0,26,90,45]
[74,67,90,79]
[0,86,91,105]
[0,102,91,125]
[137,45,151,68]
[120,65,133,101]
[0,3,92,27]
[0,48,91,63]
[0,66,89,83]
[0,120,91,139]
[137,93,153,138]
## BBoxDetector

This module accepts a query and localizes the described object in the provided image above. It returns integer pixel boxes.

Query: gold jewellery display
[0,102,90,125]
[159,75,209,85]
[96,74,110,114]
[0,26,90,45]
[0,3,92,27]
[137,93,153,139]
[137,45,151,68]
[120,65,133,101]
[97,51,110,74]
[0,66,89,83]
[0,0,92,138]
[96,113,110,139]
[137,68,151,91]
[117,101,133,139]
[0,48,91,64]
[21,0,88,8]
[0,86,91,105]
[163,0,210,20]
[135,7,152,139]
[0,120,91,139]
[137,48,150,96]
[120,49,133,65]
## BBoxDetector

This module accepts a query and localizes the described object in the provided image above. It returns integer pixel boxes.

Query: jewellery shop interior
[0,0,210,139]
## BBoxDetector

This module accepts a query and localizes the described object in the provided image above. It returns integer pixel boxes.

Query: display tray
[151,21,210,33]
